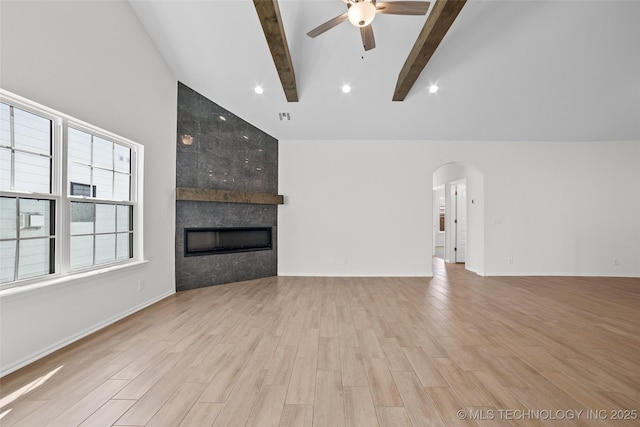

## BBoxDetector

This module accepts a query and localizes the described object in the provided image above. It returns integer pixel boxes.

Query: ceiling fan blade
[360,25,376,51]
[307,12,348,38]
[376,1,430,15]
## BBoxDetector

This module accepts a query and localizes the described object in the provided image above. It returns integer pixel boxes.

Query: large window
[0,90,141,289]
[67,127,133,270]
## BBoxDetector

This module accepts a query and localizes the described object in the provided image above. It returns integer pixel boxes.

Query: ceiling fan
[307,0,431,51]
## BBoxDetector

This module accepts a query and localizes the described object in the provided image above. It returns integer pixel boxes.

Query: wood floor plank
[111,340,170,380]
[78,399,135,427]
[379,337,414,372]
[363,357,403,407]
[337,321,360,347]
[319,315,338,338]
[317,337,341,371]
[357,329,385,358]
[114,366,193,425]
[428,386,480,426]
[10,363,124,427]
[313,370,345,427]
[432,357,492,406]
[264,345,297,386]
[0,400,47,427]
[46,379,129,427]
[146,382,205,427]
[375,406,413,427]
[402,347,448,388]
[186,343,235,384]
[285,356,317,405]
[392,371,446,427]
[279,404,313,427]
[339,346,369,387]
[245,384,287,427]
[178,402,223,427]
[469,370,527,410]
[114,352,181,399]
[344,386,379,427]
[197,332,261,403]
[211,369,266,427]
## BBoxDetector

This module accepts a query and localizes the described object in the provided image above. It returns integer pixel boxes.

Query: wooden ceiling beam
[393,0,466,101]
[253,0,298,102]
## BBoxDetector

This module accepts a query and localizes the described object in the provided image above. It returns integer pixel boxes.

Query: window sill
[0,259,149,300]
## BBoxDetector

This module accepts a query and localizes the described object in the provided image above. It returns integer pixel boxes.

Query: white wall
[279,140,640,278]
[0,1,177,375]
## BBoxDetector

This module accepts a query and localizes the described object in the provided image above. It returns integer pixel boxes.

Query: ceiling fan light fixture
[347,0,376,27]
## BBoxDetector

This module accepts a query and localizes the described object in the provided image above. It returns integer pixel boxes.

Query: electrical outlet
[612,258,620,266]
[507,257,514,265]
[138,280,145,291]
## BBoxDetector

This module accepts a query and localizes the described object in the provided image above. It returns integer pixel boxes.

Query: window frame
[0,89,142,291]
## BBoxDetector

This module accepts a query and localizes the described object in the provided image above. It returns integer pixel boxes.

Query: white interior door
[454,183,466,263]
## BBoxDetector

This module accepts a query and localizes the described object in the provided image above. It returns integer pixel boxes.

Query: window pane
[96,204,115,233]
[93,168,113,199]
[116,233,131,260]
[0,240,16,283]
[116,205,131,232]
[19,199,51,238]
[70,202,94,235]
[0,103,10,148]
[1,147,12,190]
[93,136,112,169]
[0,197,16,239]
[17,238,51,280]
[70,235,93,269]
[113,172,130,201]
[68,127,92,165]
[13,107,51,155]
[14,151,50,193]
[68,162,92,196]
[95,234,115,265]
[114,144,130,173]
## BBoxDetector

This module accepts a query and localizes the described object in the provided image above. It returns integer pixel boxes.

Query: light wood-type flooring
[1,259,639,426]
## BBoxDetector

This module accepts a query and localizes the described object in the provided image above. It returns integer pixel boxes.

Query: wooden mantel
[176,187,284,205]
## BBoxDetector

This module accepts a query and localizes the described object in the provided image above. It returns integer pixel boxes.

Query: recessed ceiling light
[429,84,439,94]
[342,84,351,94]
[254,86,264,95]
[219,115,226,121]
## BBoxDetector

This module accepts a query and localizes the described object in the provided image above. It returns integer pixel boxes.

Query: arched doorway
[432,162,485,275]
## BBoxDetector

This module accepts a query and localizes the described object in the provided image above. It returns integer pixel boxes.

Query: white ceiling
[130,0,640,141]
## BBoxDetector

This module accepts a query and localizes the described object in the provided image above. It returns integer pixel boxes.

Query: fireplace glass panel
[185,227,272,256]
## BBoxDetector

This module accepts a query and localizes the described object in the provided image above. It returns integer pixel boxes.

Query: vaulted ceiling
[130,0,640,141]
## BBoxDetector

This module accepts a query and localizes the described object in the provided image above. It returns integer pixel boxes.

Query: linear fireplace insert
[184,227,272,256]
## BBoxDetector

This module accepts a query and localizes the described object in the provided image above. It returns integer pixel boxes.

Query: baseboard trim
[0,290,175,377]
[278,272,433,278]
[485,272,640,278]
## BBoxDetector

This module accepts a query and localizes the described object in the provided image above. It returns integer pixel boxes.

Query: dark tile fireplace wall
[176,82,278,291]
